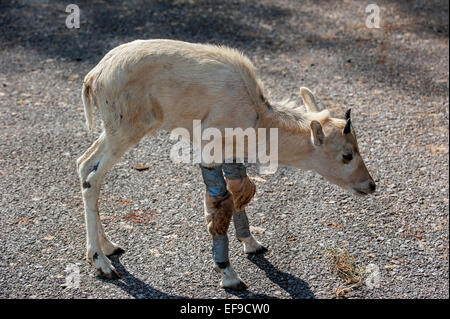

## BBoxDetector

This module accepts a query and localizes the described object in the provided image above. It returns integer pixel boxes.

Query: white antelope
[77,39,376,290]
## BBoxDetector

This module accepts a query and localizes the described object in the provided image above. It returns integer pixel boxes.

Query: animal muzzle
[352,179,376,195]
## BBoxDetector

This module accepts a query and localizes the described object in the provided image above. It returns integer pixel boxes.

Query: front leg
[233,210,268,254]
[222,163,268,254]
[201,165,247,290]
[204,192,247,290]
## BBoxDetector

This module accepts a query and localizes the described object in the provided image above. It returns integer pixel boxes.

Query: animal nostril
[369,182,376,192]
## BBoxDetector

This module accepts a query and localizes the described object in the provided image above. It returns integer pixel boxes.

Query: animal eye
[342,153,353,162]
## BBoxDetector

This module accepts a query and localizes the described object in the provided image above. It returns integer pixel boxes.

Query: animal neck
[256,109,317,169]
[277,124,316,169]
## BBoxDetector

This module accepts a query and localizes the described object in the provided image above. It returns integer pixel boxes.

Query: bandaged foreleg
[212,235,229,268]
[200,165,227,197]
[201,165,234,268]
[222,163,256,212]
[232,210,251,239]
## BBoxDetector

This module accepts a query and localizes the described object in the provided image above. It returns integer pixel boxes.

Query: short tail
[81,82,94,131]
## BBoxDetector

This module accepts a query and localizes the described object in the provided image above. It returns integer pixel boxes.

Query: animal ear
[310,120,325,146]
[345,108,351,120]
[300,87,320,112]
[343,118,352,134]
[343,109,352,134]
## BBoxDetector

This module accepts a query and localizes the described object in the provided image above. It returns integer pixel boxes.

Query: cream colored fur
[77,39,375,285]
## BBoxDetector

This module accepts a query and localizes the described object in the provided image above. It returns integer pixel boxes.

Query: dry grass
[325,247,366,299]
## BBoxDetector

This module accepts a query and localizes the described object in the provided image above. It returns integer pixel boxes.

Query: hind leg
[76,132,104,168]
[79,134,124,257]
[222,163,268,254]
[77,131,141,278]
[97,215,124,256]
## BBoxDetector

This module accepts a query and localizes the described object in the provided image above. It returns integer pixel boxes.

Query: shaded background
[0,0,448,298]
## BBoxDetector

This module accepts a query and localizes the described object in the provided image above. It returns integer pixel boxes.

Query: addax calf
[77,39,376,289]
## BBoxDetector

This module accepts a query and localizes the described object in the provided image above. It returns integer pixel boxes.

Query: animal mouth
[353,188,370,196]
[351,182,376,196]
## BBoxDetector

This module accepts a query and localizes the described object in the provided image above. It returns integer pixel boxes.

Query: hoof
[96,267,121,280]
[215,263,246,291]
[88,250,121,280]
[246,246,268,255]
[223,280,248,291]
[106,247,125,257]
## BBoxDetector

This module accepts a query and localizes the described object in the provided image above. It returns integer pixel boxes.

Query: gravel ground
[0,0,448,299]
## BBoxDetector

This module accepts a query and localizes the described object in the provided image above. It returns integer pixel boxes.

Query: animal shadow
[102,252,314,299]
[227,254,315,299]
[100,255,186,299]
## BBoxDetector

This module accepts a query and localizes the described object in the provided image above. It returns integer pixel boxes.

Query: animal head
[300,87,376,195]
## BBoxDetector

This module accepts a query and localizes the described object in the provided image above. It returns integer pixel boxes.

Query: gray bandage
[233,210,251,238]
[200,165,227,197]
[212,235,229,268]
[222,163,247,180]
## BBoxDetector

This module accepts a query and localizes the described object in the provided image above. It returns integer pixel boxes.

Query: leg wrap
[204,191,234,236]
[223,163,256,212]
[233,210,251,239]
[222,163,248,180]
[212,235,229,268]
[201,164,234,236]
[200,165,227,197]
[201,165,234,268]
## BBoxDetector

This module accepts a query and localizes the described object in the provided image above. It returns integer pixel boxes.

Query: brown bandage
[204,191,234,236]
[225,177,256,212]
